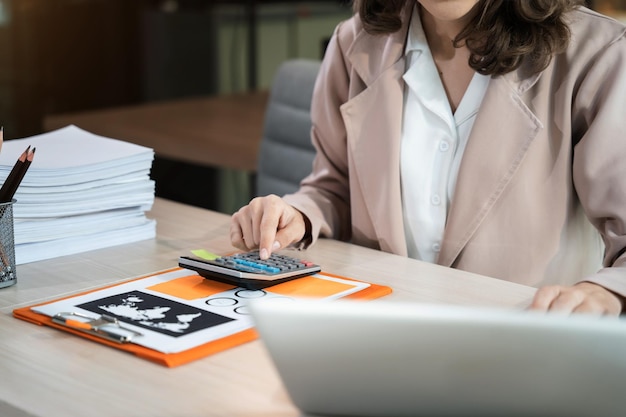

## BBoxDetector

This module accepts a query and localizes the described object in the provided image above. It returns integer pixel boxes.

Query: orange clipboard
[13,268,392,368]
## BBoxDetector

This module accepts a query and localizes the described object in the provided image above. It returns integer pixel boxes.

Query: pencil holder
[0,200,16,288]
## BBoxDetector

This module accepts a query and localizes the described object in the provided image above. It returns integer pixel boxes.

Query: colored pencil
[0,146,34,203]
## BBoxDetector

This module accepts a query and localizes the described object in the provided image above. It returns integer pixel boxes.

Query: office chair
[255,59,321,197]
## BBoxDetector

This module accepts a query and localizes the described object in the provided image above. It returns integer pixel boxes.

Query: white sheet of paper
[0,125,156,264]
[32,269,370,354]
[0,125,153,170]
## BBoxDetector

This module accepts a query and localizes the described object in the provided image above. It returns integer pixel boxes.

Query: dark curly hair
[352,0,586,76]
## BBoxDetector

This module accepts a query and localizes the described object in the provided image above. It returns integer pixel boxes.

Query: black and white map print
[77,291,235,337]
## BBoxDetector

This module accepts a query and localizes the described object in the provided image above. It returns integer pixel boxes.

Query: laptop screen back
[250,300,626,417]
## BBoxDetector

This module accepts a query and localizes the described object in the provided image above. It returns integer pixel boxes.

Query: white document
[0,125,156,264]
[0,125,153,170]
[32,269,370,354]
[15,219,156,264]
[14,207,153,243]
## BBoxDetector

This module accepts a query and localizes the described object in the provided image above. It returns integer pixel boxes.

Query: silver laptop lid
[250,300,626,417]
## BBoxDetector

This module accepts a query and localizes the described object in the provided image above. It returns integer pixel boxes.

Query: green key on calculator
[178,250,321,290]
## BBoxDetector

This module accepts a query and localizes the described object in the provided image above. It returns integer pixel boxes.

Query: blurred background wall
[0,0,352,138]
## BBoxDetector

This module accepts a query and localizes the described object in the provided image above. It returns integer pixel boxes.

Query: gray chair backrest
[255,59,321,197]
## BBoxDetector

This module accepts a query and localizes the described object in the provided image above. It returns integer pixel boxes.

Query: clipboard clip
[52,312,143,344]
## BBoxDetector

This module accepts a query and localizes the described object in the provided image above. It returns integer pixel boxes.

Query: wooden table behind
[43,91,269,172]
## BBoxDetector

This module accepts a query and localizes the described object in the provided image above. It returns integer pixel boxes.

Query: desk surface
[0,198,536,417]
[43,91,269,172]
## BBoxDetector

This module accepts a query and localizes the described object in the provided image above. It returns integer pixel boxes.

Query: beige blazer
[283,5,626,296]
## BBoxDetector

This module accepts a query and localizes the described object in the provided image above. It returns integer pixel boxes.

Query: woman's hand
[230,194,307,259]
[529,282,624,316]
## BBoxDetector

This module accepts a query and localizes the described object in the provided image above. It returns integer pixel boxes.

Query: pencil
[0,131,23,274]
[0,146,33,203]
[0,147,35,272]
[5,147,35,202]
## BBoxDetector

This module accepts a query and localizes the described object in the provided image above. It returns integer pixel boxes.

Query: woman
[231,0,626,315]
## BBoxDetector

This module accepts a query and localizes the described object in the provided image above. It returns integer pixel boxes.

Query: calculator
[178,250,321,290]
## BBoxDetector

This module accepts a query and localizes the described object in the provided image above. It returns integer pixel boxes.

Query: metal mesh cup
[0,200,16,288]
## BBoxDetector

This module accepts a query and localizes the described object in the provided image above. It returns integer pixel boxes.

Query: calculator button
[260,265,279,273]
[234,259,258,268]
[240,265,261,273]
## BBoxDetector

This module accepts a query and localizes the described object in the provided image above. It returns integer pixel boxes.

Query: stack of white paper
[0,125,156,264]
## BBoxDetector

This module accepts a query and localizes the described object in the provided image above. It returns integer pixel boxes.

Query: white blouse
[400,6,490,263]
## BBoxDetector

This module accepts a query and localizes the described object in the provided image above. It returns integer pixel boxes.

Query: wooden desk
[43,91,269,172]
[0,198,536,417]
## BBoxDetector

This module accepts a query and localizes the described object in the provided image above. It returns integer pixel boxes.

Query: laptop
[249,299,626,417]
